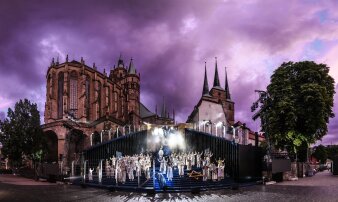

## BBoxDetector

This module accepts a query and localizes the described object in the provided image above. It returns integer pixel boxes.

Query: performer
[136,158,142,178]
[211,162,218,181]
[163,157,167,174]
[186,156,192,171]
[127,158,134,181]
[217,158,225,181]
[121,159,126,184]
[158,146,164,159]
[159,157,165,174]
[145,158,151,179]
[196,151,203,168]
[207,158,212,180]
[88,168,94,181]
[202,159,208,181]
[105,159,111,178]
[110,161,115,179]
[167,158,173,181]
[191,152,196,167]
[178,156,184,177]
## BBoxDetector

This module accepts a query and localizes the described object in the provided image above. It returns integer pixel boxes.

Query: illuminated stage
[76,126,262,193]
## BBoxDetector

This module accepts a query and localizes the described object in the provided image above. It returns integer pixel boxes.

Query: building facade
[42,55,173,169]
[187,58,235,137]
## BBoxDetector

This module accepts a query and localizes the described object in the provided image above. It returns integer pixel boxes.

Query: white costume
[88,168,94,181]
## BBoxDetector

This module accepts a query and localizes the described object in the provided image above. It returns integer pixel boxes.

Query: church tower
[209,57,226,102]
[208,57,235,125]
[125,58,141,127]
[223,66,235,125]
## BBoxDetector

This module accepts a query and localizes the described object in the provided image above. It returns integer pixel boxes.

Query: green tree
[312,145,328,164]
[0,99,46,167]
[326,145,338,160]
[263,61,335,161]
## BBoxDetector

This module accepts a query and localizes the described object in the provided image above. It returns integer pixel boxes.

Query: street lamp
[215,121,223,137]
[90,133,94,146]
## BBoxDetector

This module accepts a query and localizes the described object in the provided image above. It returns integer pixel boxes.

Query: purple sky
[0,0,337,145]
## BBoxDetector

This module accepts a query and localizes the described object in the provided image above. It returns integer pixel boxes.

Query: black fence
[83,130,147,168]
[184,129,262,180]
[83,129,262,182]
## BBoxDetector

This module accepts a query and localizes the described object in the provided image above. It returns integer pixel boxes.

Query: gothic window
[69,71,78,118]
[114,92,118,112]
[107,86,111,112]
[97,81,101,118]
[85,76,90,120]
[57,72,64,119]
[48,75,52,98]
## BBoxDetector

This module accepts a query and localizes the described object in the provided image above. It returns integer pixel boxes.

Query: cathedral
[187,58,235,138]
[42,55,174,166]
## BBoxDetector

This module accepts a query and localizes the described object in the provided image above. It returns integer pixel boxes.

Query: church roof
[213,57,221,88]
[225,66,231,99]
[202,62,210,96]
[128,58,137,74]
[140,103,156,118]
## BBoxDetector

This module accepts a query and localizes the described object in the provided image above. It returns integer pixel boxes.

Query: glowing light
[167,131,185,150]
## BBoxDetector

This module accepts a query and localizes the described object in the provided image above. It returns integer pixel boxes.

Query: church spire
[225,66,231,99]
[117,53,124,68]
[213,57,220,87]
[128,58,136,74]
[202,61,210,96]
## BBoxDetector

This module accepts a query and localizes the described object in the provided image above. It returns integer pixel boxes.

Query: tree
[0,99,46,167]
[263,61,335,161]
[312,145,328,164]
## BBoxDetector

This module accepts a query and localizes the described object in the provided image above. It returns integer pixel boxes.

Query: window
[48,75,53,98]
[57,72,64,119]
[97,81,101,117]
[69,71,78,118]
[85,76,90,120]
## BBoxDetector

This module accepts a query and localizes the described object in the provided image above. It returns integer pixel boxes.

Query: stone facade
[187,59,235,128]
[42,56,142,167]
[42,55,176,168]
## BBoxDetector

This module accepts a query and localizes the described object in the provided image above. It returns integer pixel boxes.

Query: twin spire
[213,57,220,87]
[202,57,231,99]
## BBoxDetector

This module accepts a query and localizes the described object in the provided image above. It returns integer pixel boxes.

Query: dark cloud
[0,0,337,144]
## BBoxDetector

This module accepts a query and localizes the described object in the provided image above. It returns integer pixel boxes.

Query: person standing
[167,158,173,181]
[88,168,94,181]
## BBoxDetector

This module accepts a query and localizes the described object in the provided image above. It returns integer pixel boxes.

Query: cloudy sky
[0,0,337,145]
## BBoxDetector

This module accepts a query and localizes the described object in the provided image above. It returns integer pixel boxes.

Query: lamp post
[214,123,217,137]
[231,126,235,141]
[90,133,93,146]
[203,120,206,132]
[116,126,119,138]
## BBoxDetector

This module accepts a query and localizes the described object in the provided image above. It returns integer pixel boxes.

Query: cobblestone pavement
[0,170,337,202]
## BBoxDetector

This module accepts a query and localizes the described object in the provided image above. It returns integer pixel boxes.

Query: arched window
[57,72,64,119]
[69,71,78,118]
[97,81,101,118]
[85,76,90,120]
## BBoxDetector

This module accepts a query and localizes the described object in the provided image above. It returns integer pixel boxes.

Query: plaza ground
[0,170,338,202]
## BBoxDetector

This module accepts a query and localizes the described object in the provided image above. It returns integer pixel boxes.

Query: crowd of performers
[158,150,226,182]
[87,149,226,184]
[88,153,152,184]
